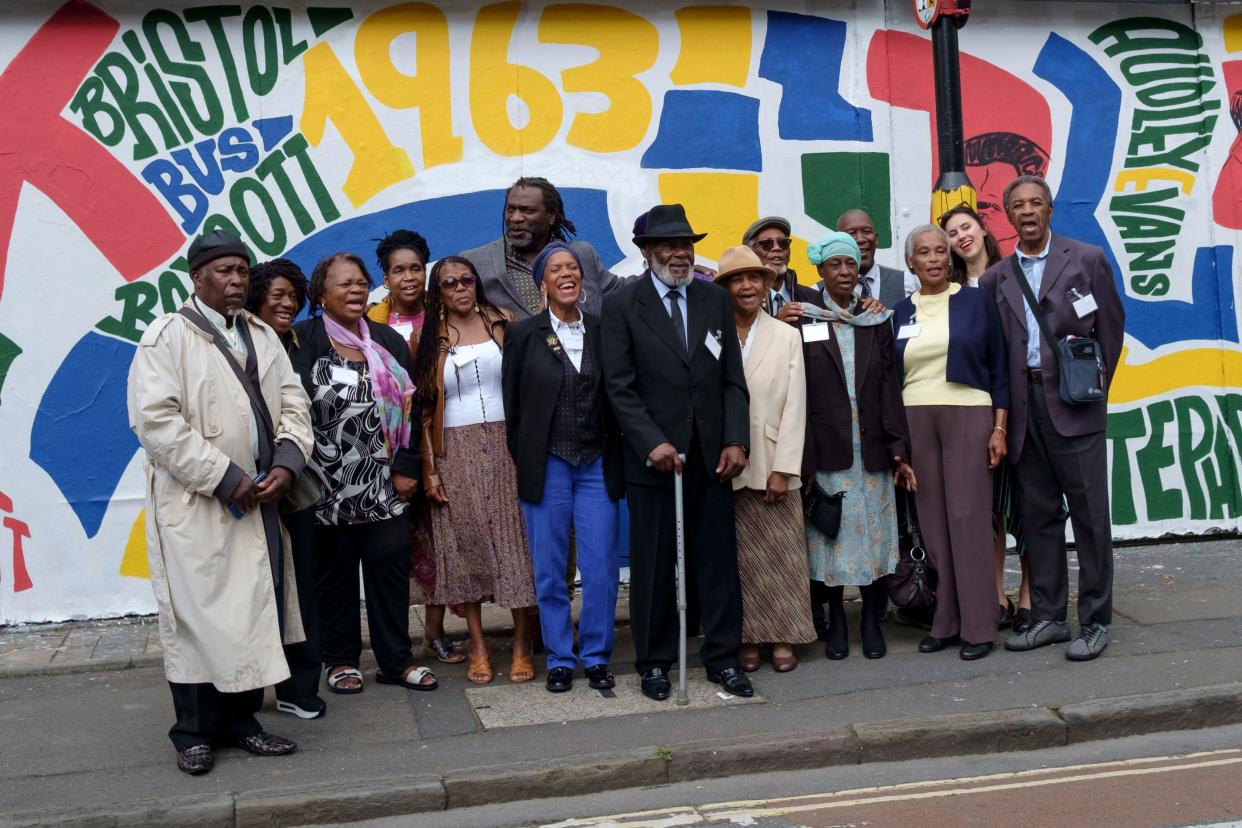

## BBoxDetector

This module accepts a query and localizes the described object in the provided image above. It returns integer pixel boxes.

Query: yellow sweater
[901,283,992,407]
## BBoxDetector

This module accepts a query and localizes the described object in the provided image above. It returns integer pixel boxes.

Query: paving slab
[465,669,763,730]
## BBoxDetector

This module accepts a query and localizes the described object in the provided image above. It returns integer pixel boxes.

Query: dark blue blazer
[892,285,1010,410]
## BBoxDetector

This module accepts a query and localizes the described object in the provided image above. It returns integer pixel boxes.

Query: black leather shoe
[960,641,994,660]
[545,666,573,693]
[707,666,754,697]
[234,731,297,756]
[1012,607,1033,634]
[585,664,615,690]
[918,634,961,653]
[176,744,213,775]
[640,667,671,701]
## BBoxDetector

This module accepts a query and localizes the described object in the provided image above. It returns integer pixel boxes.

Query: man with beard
[461,177,620,319]
[835,210,911,308]
[601,204,753,701]
[742,216,818,324]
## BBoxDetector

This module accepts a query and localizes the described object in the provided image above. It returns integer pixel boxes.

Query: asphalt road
[336,724,1242,828]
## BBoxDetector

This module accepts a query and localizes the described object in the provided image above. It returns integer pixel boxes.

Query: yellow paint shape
[1225,13,1242,52]
[670,7,752,88]
[471,2,564,157]
[656,172,815,281]
[1109,345,1242,404]
[119,509,149,580]
[355,3,463,170]
[301,42,414,207]
[539,5,659,153]
[1114,167,1195,196]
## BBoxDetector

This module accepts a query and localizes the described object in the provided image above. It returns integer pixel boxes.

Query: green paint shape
[801,152,892,249]
[0,331,21,403]
[308,7,354,38]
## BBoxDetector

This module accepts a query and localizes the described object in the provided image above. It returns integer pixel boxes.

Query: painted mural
[0,0,1238,622]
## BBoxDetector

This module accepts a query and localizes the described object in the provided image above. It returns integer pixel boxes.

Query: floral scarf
[323,313,415,457]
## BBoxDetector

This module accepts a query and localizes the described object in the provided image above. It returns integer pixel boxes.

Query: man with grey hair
[742,216,818,324]
[980,175,1124,661]
[836,209,910,307]
[601,203,753,701]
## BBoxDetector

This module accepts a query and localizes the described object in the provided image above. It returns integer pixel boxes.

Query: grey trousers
[1018,382,1113,627]
[906,405,999,645]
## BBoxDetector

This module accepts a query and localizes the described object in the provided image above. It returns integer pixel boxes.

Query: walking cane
[673,453,689,706]
[648,453,690,706]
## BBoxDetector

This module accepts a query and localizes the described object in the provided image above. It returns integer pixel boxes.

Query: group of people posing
[127,173,1124,776]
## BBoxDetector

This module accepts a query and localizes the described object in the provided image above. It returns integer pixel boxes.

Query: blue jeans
[521,455,620,670]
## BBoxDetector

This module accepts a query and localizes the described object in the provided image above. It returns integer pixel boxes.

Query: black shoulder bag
[1010,256,1106,406]
[886,490,937,614]
[803,481,844,539]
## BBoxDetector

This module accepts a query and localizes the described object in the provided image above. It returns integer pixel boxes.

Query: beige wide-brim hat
[714,245,775,285]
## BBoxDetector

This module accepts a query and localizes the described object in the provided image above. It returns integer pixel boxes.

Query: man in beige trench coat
[127,230,313,775]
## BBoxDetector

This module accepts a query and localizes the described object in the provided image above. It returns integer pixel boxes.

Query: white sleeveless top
[442,339,505,427]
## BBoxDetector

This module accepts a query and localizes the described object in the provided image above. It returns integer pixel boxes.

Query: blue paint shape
[1035,33,1237,348]
[283,187,627,303]
[30,332,139,538]
[758,11,872,142]
[640,90,762,171]
[252,115,294,153]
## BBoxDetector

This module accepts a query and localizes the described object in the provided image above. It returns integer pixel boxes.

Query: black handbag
[887,491,937,613]
[1011,256,1106,406]
[803,480,845,539]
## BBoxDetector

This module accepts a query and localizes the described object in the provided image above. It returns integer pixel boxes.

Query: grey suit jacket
[458,238,620,321]
[979,233,1125,463]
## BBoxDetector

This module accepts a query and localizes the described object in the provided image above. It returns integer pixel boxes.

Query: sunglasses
[441,274,477,290]
[752,238,791,252]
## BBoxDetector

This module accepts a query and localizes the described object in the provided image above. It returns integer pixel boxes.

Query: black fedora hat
[633,204,707,245]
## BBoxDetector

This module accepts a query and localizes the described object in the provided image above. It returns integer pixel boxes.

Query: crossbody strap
[177,306,277,445]
[1009,254,1058,350]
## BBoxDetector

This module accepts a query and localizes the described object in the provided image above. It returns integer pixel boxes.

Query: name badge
[329,365,359,387]
[802,322,830,343]
[560,330,584,350]
[1072,293,1098,318]
[896,323,921,340]
[705,330,722,360]
[389,322,414,342]
[450,349,476,369]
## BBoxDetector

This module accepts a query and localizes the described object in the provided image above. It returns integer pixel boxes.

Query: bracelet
[993,426,1007,434]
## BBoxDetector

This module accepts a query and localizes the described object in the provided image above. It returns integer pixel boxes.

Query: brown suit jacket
[979,233,1125,463]
[801,293,909,477]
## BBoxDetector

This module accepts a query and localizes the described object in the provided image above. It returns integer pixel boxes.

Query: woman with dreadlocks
[412,256,536,685]
[460,176,620,320]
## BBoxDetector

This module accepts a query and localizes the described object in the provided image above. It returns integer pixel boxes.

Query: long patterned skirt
[734,488,817,645]
[427,421,536,608]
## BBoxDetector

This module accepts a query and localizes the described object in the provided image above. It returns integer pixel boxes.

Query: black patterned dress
[309,353,406,526]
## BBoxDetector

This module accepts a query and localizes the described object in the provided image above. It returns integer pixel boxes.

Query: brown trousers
[906,405,999,645]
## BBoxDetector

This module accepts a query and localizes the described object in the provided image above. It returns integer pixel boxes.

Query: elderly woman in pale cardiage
[891,225,1009,661]
[801,232,916,662]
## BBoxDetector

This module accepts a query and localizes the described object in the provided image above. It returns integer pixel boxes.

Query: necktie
[770,291,784,316]
[859,275,873,300]
[668,290,688,354]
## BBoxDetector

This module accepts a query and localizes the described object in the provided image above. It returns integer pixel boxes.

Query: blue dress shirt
[1016,234,1052,368]
[650,273,689,350]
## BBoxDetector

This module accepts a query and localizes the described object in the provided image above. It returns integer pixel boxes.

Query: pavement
[2,537,1242,827]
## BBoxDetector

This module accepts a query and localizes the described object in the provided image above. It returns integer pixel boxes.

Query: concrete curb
[9,682,1242,827]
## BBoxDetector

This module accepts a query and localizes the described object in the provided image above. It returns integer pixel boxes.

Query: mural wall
[0,0,1238,622]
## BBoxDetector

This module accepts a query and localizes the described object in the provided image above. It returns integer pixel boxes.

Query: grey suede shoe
[1004,619,1071,651]
[1066,624,1110,661]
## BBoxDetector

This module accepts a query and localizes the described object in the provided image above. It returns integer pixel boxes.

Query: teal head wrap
[807,231,861,266]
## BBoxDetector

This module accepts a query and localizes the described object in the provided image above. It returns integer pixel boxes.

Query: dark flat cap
[741,216,791,245]
[188,230,250,272]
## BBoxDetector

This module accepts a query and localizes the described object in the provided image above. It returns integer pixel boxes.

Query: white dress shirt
[550,311,585,372]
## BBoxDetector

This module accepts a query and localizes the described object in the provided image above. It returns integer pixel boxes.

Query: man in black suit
[601,204,753,700]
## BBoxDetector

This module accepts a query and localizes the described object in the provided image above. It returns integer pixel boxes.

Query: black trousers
[168,682,263,751]
[1019,382,1113,627]
[626,442,742,674]
[276,507,321,703]
[314,513,415,678]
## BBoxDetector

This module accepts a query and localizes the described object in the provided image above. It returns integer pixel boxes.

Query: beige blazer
[127,307,312,692]
[732,311,806,492]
